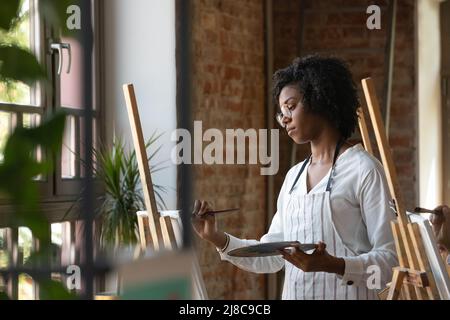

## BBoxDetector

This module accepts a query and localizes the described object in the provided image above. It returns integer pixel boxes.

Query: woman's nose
[282,115,291,126]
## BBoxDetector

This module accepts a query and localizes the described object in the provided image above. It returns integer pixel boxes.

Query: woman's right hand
[191,200,218,241]
[431,205,450,256]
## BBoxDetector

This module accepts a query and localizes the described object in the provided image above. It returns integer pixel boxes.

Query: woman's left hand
[279,241,345,275]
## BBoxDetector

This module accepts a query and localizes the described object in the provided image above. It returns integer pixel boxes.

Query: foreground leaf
[39,280,79,300]
[0,0,20,31]
[0,45,46,85]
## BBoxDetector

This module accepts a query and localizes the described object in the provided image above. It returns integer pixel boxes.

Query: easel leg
[391,222,418,299]
[403,283,417,300]
[160,216,179,250]
[387,268,406,300]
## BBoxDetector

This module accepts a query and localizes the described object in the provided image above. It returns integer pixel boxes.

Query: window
[0,222,81,299]
[0,0,103,202]
[0,0,103,299]
[0,0,42,164]
[0,0,41,107]
[18,227,33,300]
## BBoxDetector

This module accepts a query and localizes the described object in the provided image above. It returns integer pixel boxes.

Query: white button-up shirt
[218,144,398,297]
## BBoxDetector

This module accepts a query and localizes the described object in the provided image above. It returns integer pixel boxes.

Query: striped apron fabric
[281,144,378,300]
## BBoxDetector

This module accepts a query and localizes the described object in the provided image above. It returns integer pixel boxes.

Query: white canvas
[408,212,450,300]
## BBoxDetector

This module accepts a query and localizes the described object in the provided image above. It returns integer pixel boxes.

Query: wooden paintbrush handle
[414,207,440,215]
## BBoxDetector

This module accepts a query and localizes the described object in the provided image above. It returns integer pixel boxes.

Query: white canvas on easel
[123,83,208,300]
[408,212,450,299]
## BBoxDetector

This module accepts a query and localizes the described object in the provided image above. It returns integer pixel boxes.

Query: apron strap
[288,154,311,194]
[325,139,345,192]
[289,139,345,194]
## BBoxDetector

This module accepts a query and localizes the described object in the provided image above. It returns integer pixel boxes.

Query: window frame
[0,0,105,224]
[0,0,105,300]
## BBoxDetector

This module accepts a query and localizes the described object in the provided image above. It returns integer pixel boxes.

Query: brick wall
[190,0,418,300]
[190,0,267,299]
[273,0,417,209]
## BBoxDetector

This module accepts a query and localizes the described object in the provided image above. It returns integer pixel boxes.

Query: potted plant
[92,132,168,249]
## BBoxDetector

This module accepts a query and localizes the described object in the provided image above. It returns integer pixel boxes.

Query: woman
[192,55,398,300]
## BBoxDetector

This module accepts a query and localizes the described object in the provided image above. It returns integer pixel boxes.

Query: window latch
[50,42,72,75]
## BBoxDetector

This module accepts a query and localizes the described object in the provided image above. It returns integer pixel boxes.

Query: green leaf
[0,45,46,86]
[19,212,51,242]
[0,111,66,242]
[23,110,67,151]
[39,280,79,300]
[0,292,10,300]
[2,110,66,170]
[0,0,20,31]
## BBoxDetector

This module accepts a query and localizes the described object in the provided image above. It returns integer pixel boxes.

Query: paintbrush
[414,207,441,215]
[191,208,239,218]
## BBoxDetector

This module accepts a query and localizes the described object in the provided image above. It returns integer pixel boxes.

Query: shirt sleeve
[217,209,285,273]
[215,167,296,274]
[340,163,398,288]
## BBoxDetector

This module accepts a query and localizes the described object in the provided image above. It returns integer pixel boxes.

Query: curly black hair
[272,55,359,140]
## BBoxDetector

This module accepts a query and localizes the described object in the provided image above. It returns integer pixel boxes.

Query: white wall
[103,0,177,210]
[417,0,444,208]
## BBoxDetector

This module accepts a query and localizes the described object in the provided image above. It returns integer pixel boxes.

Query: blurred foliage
[0,292,10,300]
[0,110,69,300]
[0,111,66,241]
[0,0,45,89]
[0,6,29,47]
[38,279,78,300]
[0,0,80,102]
[0,0,33,104]
[0,45,46,87]
[0,0,82,300]
[0,0,21,31]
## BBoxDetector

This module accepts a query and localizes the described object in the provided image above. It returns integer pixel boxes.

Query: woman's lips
[287,127,296,135]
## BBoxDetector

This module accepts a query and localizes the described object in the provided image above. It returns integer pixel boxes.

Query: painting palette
[228,241,316,257]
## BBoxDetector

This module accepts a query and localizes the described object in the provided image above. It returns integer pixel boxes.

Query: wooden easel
[123,84,178,252]
[359,77,440,300]
[122,84,208,300]
[357,107,373,156]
